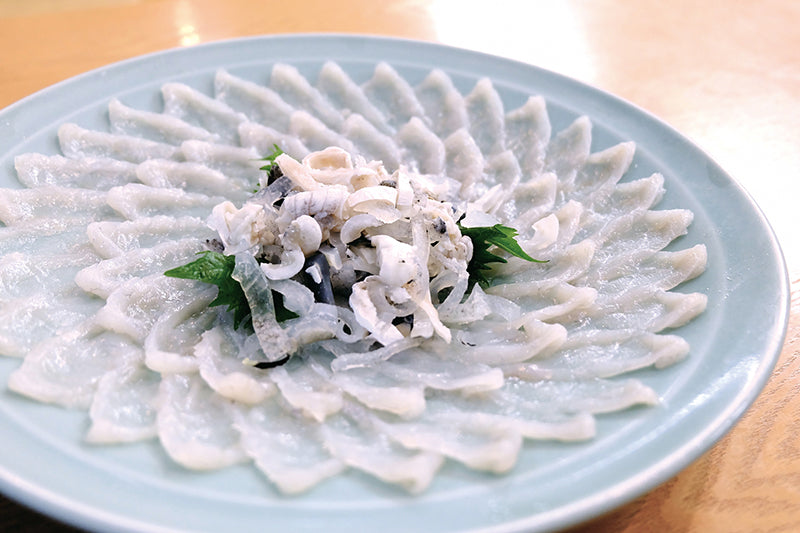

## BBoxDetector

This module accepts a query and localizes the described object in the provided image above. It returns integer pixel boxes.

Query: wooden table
[0,1,797,531]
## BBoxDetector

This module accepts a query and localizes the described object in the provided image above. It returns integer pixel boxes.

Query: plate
[0,34,789,532]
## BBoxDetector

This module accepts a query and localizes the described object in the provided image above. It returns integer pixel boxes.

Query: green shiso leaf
[458,223,547,287]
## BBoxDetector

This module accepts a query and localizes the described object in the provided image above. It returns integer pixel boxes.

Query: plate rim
[0,32,790,533]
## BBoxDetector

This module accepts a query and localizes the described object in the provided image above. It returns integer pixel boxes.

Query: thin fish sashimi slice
[396,117,445,175]
[14,153,139,190]
[544,116,592,186]
[135,159,252,201]
[7,323,143,409]
[365,404,524,474]
[86,216,213,259]
[362,62,426,130]
[269,63,345,131]
[108,98,216,145]
[237,122,310,161]
[179,140,263,188]
[331,365,426,418]
[320,409,444,493]
[0,247,98,300]
[0,186,115,225]
[106,183,227,220]
[584,210,695,282]
[161,82,246,145]
[340,114,401,170]
[0,216,97,256]
[316,61,392,135]
[593,245,707,296]
[156,373,247,470]
[464,78,506,157]
[58,123,180,163]
[0,288,103,357]
[269,356,343,423]
[143,288,217,374]
[194,324,277,405]
[414,68,468,138]
[86,360,161,443]
[94,274,213,343]
[515,330,690,380]
[504,95,551,178]
[589,286,708,332]
[214,69,294,133]
[75,238,206,298]
[288,110,355,154]
[233,400,346,494]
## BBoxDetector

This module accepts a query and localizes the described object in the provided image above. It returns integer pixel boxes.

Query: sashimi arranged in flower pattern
[0,61,707,494]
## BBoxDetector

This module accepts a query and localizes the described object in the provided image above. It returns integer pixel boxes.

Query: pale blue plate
[0,34,789,532]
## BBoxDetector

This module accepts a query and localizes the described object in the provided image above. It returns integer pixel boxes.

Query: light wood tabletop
[0,1,797,531]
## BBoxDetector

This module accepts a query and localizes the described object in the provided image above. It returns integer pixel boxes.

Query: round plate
[0,34,789,533]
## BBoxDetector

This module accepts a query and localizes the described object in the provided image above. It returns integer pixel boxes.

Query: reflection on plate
[0,34,788,533]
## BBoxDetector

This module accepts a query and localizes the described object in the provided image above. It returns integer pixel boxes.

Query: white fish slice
[583,209,695,279]
[194,325,277,405]
[443,128,484,197]
[0,185,114,225]
[58,123,180,163]
[75,237,205,298]
[489,281,598,324]
[396,116,445,175]
[161,82,246,145]
[94,274,209,342]
[7,322,143,409]
[86,360,160,443]
[505,95,551,179]
[0,288,103,357]
[14,153,138,190]
[106,183,227,220]
[108,98,216,145]
[320,409,444,493]
[288,110,355,154]
[341,113,401,170]
[269,357,343,423]
[544,115,592,181]
[422,388,597,441]
[365,405,523,474]
[562,141,635,205]
[595,245,707,295]
[237,121,310,160]
[508,172,559,232]
[448,318,567,366]
[179,140,263,186]
[414,68,468,138]
[316,61,392,135]
[214,69,294,133]
[156,373,247,470]
[362,62,427,130]
[591,287,708,332]
[233,399,345,494]
[143,287,217,374]
[136,159,251,201]
[532,329,691,379]
[332,366,426,418]
[270,63,345,131]
[86,216,212,259]
[590,173,666,217]
[0,247,98,300]
[375,347,505,393]
[0,216,96,256]
[464,78,506,156]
